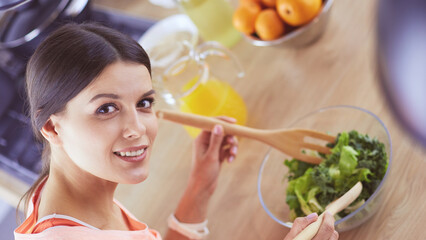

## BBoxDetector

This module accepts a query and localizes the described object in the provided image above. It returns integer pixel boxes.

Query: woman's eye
[138,98,155,109]
[96,104,118,114]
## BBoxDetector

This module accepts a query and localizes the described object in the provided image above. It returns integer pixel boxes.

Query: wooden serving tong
[293,182,363,240]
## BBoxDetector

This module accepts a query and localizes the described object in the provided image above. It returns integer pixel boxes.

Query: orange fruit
[276,0,322,26]
[233,4,262,35]
[239,0,262,6]
[261,0,276,8]
[255,9,285,40]
[241,1,262,13]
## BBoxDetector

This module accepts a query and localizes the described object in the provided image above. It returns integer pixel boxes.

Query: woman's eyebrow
[142,89,156,97]
[89,89,155,103]
[89,93,119,103]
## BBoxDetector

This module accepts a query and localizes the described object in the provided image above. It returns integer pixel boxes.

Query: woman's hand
[172,117,238,225]
[189,116,238,195]
[284,212,339,240]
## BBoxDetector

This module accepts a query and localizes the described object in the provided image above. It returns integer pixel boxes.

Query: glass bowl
[244,0,334,47]
[257,105,392,232]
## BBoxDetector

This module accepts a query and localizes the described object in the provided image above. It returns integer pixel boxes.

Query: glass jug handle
[196,41,245,79]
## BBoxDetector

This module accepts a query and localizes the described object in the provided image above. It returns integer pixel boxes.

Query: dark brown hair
[19,22,151,215]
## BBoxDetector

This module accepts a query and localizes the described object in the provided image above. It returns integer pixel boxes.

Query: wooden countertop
[3,0,423,239]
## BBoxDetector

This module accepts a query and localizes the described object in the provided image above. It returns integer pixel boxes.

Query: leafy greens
[284,130,388,219]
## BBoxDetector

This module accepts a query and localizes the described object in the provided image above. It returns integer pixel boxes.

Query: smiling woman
[15,23,162,237]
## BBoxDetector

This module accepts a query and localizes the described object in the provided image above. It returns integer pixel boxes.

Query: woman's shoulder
[15,214,162,240]
[15,225,162,240]
[15,193,161,239]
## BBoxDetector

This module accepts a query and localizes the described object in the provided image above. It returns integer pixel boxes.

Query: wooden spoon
[156,109,335,164]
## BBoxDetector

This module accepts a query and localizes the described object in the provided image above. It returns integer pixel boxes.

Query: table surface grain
[10,0,426,239]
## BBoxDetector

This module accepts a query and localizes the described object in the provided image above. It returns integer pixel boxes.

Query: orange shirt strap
[15,178,47,234]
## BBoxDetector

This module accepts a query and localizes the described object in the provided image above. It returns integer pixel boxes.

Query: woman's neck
[37,147,128,230]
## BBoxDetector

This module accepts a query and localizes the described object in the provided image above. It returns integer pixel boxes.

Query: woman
[15,23,338,240]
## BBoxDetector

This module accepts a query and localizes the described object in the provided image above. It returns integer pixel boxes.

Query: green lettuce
[284,130,388,219]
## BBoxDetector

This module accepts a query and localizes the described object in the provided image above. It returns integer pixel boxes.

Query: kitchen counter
[3,0,425,239]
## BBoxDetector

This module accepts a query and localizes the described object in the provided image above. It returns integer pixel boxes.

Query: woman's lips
[114,145,148,153]
[113,146,148,163]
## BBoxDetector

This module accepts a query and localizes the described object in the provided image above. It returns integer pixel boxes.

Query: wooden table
[61,0,426,239]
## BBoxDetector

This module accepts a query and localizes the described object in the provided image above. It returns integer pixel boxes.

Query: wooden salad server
[156,109,336,164]
[293,182,363,240]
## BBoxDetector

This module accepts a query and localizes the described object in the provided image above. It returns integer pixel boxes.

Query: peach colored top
[14,179,161,240]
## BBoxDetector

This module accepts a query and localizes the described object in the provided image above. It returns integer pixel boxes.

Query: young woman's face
[53,61,158,184]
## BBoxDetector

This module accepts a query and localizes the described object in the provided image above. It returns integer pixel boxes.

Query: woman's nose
[123,109,146,139]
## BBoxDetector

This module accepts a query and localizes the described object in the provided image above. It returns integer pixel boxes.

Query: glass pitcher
[152,41,248,137]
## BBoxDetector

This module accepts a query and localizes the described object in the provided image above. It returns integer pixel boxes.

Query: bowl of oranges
[232,0,333,47]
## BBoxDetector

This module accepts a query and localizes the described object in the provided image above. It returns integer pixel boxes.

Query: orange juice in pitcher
[179,76,247,137]
[160,41,248,137]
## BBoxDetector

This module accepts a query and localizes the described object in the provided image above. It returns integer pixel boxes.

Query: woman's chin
[120,171,149,184]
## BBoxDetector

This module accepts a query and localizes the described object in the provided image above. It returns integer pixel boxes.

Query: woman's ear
[40,117,62,145]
